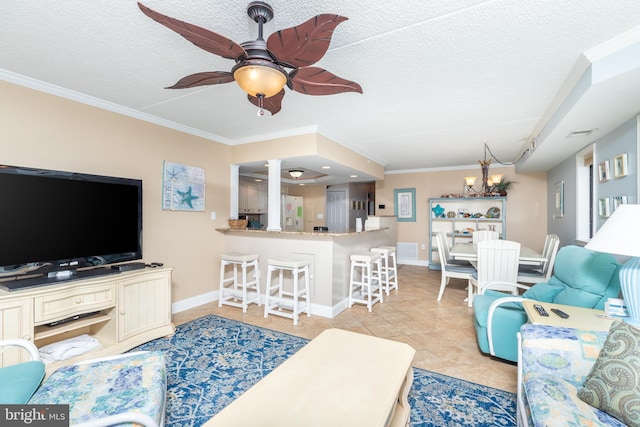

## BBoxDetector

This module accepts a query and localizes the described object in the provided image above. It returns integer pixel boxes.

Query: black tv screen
[0,165,142,287]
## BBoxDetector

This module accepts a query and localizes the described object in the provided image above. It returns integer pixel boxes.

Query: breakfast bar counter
[216,226,396,318]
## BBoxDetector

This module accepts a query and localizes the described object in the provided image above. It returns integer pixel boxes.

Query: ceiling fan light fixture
[138,2,361,116]
[289,169,304,179]
[233,60,287,98]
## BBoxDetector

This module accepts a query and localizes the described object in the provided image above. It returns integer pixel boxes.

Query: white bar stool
[264,258,310,325]
[348,252,383,312]
[371,245,398,295]
[218,253,261,313]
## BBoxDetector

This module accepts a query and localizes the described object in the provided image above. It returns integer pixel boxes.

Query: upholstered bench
[29,351,167,427]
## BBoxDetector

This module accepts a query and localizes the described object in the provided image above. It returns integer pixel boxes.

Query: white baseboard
[173,289,351,319]
[398,259,429,267]
[172,290,218,314]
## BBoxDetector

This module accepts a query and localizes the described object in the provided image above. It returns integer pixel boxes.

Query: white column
[267,159,282,231]
[230,164,240,219]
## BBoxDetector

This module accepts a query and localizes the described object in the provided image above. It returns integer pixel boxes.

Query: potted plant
[495,177,515,196]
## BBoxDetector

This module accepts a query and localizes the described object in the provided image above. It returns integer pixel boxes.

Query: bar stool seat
[371,245,398,295]
[349,252,383,312]
[264,258,310,325]
[218,252,261,313]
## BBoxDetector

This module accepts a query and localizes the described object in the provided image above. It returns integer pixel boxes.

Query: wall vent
[397,242,418,260]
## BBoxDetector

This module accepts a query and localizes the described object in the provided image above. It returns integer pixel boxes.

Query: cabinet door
[239,181,250,213]
[0,298,34,365]
[246,182,259,212]
[118,271,171,341]
[257,183,268,212]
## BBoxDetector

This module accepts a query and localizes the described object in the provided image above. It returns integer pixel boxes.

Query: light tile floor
[172,264,518,393]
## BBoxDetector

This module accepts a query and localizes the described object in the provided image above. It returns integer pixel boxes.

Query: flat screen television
[0,164,142,291]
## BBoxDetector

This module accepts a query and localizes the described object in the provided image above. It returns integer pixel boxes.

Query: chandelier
[463,142,522,196]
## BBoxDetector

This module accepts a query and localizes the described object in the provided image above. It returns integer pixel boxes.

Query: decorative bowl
[486,207,501,218]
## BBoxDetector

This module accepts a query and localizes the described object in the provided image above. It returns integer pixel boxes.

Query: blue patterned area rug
[132,314,516,427]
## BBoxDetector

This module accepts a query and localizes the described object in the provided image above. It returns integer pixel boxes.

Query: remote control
[145,262,164,268]
[533,304,549,317]
[551,308,570,319]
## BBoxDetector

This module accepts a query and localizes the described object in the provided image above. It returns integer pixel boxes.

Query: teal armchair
[473,245,621,362]
[0,339,45,404]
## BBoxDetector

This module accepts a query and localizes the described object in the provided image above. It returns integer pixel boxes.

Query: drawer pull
[75,297,82,304]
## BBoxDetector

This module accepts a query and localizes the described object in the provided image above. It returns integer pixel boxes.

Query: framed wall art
[553,181,564,219]
[613,195,628,211]
[598,160,610,183]
[394,188,416,222]
[598,197,611,218]
[162,161,205,211]
[614,153,628,178]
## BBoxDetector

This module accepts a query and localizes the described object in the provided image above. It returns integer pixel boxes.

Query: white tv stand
[0,267,174,374]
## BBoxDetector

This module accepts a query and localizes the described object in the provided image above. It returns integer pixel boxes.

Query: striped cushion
[445,264,475,274]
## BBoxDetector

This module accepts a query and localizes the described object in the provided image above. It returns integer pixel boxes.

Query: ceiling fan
[138,1,363,116]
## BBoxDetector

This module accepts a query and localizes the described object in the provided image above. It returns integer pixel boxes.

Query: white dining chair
[517,234,560,284]
[436,231,473,267]
[472,230,500,243]
[468,239,521,307]
[435,232,476,301]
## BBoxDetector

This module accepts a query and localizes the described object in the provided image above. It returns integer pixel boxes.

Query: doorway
[326,189,347,232]
[576,145,594,241]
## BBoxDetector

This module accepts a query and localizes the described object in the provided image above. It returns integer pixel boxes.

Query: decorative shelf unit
[428,197,507,269]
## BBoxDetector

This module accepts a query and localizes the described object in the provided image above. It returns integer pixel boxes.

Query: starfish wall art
[162,161,205,211]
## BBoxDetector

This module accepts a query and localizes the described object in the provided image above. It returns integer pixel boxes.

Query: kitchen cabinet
[239,180,268,214]
[428,197,507,269]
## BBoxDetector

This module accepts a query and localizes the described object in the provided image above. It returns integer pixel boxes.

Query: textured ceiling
[2,0,640,181]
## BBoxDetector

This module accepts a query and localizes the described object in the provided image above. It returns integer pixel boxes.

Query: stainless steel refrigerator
[281,195,304,231]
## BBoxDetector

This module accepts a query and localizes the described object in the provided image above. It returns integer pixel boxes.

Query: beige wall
[231,133,385,180]
[1,80,549,312]
[286,166,547,253]
[376,167,548,259]
[0,81,231,304]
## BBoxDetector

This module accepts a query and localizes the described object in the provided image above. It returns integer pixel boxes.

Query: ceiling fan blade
[291,67,362,95]
[267,14,348,68]
[138,2,246,61]
[166,71,234,89]
[248,90,285,115]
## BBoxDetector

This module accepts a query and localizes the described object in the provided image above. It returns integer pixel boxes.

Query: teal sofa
[473,245,621,362]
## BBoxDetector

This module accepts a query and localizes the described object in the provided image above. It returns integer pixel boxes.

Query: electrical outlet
[421,243,426,250]
[210,211,216,220]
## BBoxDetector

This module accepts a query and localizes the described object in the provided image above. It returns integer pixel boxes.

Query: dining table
[450,242,545,266]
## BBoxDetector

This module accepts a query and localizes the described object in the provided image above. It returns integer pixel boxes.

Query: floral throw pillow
[577,320,640,427]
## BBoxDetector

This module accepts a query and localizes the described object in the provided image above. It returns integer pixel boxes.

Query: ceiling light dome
[232,59,287,98]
